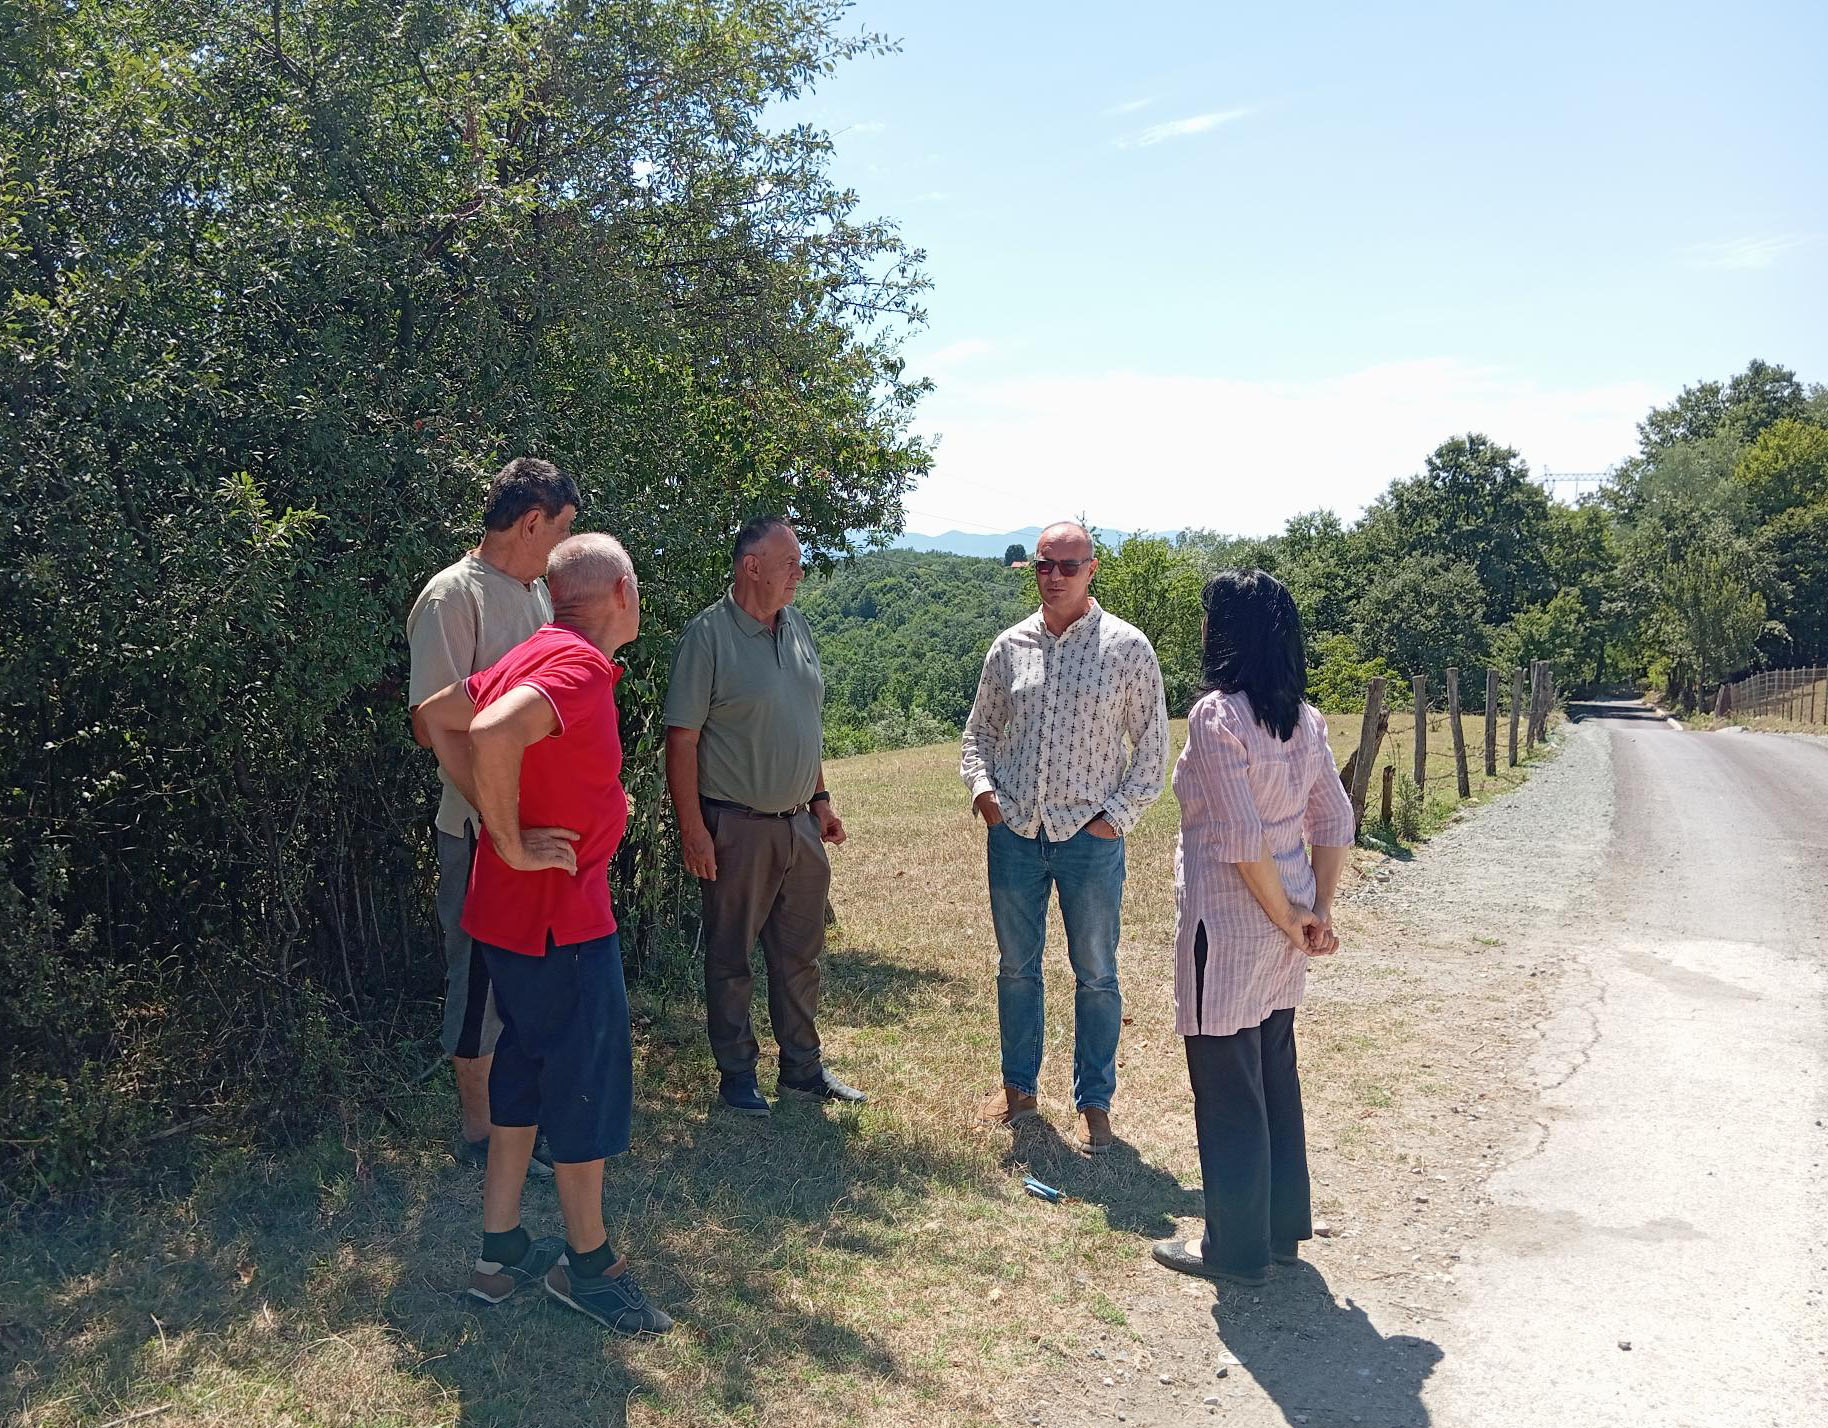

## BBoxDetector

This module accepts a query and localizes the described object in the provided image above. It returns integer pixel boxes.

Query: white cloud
[844,120,888,136]
[1681,235,1809,270]
[921,338,995,371]
[1102,98,1154,117]
[911,190,953,203]
[901,359,1658,537]
[1125,108,1252,148]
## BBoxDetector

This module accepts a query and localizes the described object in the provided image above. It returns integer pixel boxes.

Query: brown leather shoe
[1072,1106,1114,1154]
[977,1084,1039,1128]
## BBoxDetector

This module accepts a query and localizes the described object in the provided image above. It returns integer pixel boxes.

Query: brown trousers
[701,802,830,1080]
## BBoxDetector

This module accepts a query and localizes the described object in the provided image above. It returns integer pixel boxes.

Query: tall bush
[0,0,928,1188]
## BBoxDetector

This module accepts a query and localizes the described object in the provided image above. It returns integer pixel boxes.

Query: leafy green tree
[1606,430,1748,527]
[797,550,1035,729]
[1173,528,1283,578]
[1617,499,1772,704]
[1636,359,1806,459]
[1764,502,1828,662]
[1358,435,1553,625]
[1277,508,1367,641]
[1307,634,1395,714]
[1734,418,1828,524]
[1091,535,1206,712]
[1351,554,1490,687]
[0,0,929,1183]
[1003,542,1027,565]
[1494,590,1591,683]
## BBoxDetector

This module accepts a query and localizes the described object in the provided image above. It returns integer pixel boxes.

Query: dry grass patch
[4,720,1542,1428]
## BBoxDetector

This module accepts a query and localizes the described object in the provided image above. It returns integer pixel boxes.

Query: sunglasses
[1032,558,1090,576]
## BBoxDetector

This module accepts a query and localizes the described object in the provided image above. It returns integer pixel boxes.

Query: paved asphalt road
[1431,704,1828,1427]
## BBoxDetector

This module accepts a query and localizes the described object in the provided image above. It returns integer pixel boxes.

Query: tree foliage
[0,0,928,1188]
[796,550,1033,738]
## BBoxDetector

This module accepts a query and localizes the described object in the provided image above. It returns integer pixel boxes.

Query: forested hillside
[807,359,1828,754]
[797,550,1033,753]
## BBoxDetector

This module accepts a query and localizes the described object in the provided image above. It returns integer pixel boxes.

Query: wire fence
[1341,660,1558,830]
[1713,666,1828,724]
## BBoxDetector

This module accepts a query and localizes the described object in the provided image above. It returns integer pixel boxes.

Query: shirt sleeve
[407,593,475,709]
[1304,712,1358,847]
[1101,635,1170,834]
[959,636,1012,800]
[662,618,714,731]
[1182,698,1264,862]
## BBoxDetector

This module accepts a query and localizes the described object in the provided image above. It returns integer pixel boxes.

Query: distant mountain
[888,526,1044,558]
[887,525,1174,559]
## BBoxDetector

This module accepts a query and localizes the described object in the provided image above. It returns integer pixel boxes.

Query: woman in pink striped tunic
[1151,570,1356,1288]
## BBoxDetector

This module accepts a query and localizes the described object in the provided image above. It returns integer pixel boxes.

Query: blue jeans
[986,822,1126,1111]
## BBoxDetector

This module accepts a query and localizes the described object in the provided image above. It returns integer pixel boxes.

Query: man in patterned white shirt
[960,521,1169,1152]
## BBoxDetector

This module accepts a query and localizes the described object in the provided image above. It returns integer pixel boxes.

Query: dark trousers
[1185,1005,1312,1274]
[700,802,830,1080]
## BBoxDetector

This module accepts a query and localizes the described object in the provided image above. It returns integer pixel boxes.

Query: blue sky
[790,0,1828,536]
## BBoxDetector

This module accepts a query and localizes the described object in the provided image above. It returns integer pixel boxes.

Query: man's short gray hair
[547,532,634,614]
[1037,520,1094,553]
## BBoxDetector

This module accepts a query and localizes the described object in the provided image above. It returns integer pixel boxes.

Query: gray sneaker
[453,1133,556,1178]
[545,1259,675,1335]
[467,1234,566,1305]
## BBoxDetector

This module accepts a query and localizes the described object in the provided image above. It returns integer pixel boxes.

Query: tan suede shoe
[1073,1106,1114,1154]
[977,1084,1039,1127]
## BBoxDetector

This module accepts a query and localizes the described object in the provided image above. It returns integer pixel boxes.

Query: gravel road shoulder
[1011,726,1615,1428]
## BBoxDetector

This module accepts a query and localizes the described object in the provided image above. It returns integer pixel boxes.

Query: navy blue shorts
[478,932,633,1164]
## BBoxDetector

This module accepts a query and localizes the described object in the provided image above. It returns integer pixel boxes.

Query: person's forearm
[472,726,527,859]
[427,727,481,811]
[664,732,705,834]
[959,718,999,797]
[1236,839,1298,931]
[1310,844,1349,913]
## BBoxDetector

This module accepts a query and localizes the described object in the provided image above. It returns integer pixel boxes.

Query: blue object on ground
[1023,1175,1062,1202]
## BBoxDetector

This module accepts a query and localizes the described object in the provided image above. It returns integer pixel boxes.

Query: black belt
[702,796,807,819]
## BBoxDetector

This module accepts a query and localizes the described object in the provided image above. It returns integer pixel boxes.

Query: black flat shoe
[718,1076,771,1117]
[778,1068,868,1103]
[1150,1237,1267,1287]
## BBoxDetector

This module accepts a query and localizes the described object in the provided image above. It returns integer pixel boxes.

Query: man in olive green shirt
[663,515,866,1116]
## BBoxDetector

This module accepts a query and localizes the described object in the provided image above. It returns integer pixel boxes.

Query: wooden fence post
[1526,661,1542,751]
[1509,666,1524,766]
[1412,675,1427,789]
[1447,667,1470,799]
[1380,764,1395,826]
[1348,677,1387,831]
[1484,668,1499,777]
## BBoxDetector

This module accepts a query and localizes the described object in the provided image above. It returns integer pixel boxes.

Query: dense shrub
[0,0,927,1191]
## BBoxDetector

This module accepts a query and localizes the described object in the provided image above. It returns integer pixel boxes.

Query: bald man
[960,521,1168,1153]
[414,532,672,1336]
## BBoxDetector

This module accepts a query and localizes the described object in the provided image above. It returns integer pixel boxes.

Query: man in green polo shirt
[663,515,867,1116]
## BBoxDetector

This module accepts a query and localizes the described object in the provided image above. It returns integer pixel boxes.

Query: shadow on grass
[1209,1260,1442,1427]
[1000,1119,1203,1240]
[631,943,965,1047]
[0,971,991,1428]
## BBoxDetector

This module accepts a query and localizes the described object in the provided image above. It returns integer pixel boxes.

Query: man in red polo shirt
[413,531,672,1336]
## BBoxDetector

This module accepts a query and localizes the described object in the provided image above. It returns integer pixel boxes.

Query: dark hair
[733,514,794,565]
[481,457,580,531]
[1199,569,1308,741]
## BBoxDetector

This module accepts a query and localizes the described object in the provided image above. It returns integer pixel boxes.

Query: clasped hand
[1282,905,1340,957]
